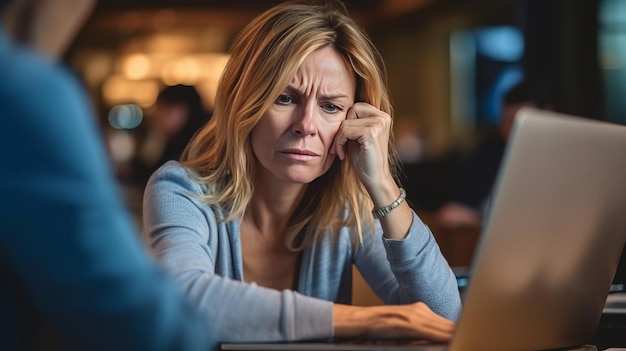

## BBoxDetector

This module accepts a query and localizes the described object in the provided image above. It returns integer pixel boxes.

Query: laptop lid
[449,107,626,351]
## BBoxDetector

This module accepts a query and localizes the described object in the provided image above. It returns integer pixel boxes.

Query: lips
[280,148,319,157]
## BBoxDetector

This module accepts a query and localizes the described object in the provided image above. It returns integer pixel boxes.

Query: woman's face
[250,46,356,186]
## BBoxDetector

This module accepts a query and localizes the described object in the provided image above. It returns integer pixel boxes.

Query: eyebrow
[285,85,351,101]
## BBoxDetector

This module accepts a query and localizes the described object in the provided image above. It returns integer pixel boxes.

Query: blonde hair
[182,0,400,250]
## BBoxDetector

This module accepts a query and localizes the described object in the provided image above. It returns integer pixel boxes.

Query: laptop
[221,108,626,351]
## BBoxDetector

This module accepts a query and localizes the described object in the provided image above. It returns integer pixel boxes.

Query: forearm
[189,274,333,342]
[354,212,462,320]
[152,243,333,342]
[382,223,462,320]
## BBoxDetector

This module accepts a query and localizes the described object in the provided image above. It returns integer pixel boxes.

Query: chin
[272,162,334,185]
[281,170,325,185]
[284,175,318,184]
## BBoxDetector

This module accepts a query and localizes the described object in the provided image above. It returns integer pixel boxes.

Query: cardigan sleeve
[353,213,462,321]
[142,162,333,343]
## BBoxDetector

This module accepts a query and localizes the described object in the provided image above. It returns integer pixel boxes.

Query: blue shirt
[143,161,462,343]
[0,29,214,350]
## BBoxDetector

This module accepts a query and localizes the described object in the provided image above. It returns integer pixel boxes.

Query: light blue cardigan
[143,161,462,343]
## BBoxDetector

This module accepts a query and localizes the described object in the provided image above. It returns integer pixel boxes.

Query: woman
[143,0,462,344]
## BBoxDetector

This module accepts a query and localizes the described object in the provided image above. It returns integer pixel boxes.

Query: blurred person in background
[131,84,211,187]
[436,80,553,230]
[0,0,215,349]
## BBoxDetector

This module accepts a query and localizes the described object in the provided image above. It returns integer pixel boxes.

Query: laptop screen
[611,244,626,292]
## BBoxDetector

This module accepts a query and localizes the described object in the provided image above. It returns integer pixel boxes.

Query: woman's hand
[333,302,455,342]
[332,102,393,191]
[332,102,413,239]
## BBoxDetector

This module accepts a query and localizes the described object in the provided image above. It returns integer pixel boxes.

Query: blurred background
[62,0,620,266]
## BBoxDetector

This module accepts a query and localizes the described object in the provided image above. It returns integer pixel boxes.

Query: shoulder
[0,43,86,120]
[0,40,97,156]
[147,161,206,196]
[0,38,113,177]
[142,161,227,238]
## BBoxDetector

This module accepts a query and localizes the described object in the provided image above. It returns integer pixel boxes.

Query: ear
[28,0,96,59]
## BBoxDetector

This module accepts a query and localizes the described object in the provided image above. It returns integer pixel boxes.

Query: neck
[243,181,307,237]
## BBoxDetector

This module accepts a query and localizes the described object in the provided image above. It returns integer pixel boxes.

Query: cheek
[321,152,337,176]
[250,126,269,160]
[250,116,283,157]
[255,111,289,138]
[321,120,343,148]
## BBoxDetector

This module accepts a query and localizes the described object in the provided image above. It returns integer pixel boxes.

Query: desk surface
[220,343,599,351]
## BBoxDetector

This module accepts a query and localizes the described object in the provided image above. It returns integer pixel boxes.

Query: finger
[332,122,362,160]
[333,103,389,163]
[347,103,359,120]
[333,128,346,160]
[410,303,456,341]
[401,316,453,342]
[421,318,455,340]
[383,315,455,342]
[422,323,455,343]
[349,102,385,120]
[332,105,359,160]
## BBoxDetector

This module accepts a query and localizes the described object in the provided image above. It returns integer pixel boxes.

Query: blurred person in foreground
[143,0,461,345]
[0,0,214,349]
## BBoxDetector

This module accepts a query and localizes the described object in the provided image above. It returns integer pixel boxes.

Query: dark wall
[518,0,603,119]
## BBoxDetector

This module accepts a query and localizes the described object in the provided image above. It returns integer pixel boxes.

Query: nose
[291,102,317,137]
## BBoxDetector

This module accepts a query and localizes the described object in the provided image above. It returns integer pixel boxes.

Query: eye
[276,94,295,105]
[321,103,342,113]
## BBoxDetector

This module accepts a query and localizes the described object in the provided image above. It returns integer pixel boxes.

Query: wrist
[333,304,377,338]
[334,304,409,339]
[372,187,406,219]
[367,176,402,209]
